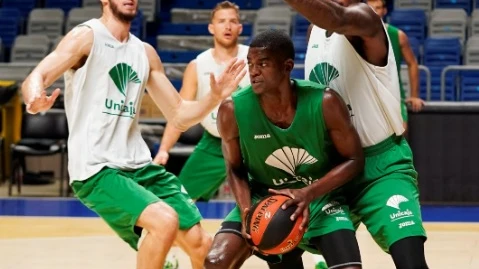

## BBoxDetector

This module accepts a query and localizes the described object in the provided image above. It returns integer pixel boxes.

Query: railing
[440,65,479,101]
[400,64,432,100]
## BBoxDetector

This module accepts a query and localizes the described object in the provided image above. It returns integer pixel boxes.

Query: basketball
[245,194,306,255]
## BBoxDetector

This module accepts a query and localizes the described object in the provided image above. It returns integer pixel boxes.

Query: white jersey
[64,19,151,182]
[305,26,404,147]
[195,44,250,137]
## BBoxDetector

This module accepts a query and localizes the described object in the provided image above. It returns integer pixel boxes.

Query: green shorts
[71,164,202,250]
[223,187,355,255]
[401,100,408,122]
[179,132,226,200]
[344,135,426,253]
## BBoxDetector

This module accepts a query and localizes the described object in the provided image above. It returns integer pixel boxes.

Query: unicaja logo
[386,195,409,210]
[103,63,142,118]
[265,147,318,186]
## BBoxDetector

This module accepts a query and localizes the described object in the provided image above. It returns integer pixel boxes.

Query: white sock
[313,254,326,263]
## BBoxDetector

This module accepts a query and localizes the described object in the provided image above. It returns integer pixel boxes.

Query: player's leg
[179,136,225,201]
[71,167,177,269]
[136,164,211,269]
[267,248,305,269]
[348,136,428,268]
[301,192,362,269]
[204,220,253,268]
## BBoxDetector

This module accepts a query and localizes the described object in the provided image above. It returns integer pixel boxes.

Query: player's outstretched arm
[399,30,424,112]
[22,26,93,114]
[217,100,251,215]
[154,60,199,165]
[285,0,383,38]
[144,44,246,132]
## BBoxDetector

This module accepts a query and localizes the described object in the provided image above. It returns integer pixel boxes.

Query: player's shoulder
[294,79,327,91]
[231,84,253,99]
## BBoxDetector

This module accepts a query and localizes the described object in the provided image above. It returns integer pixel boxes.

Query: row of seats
[396,0,479,14]
[0,0,157,21]
[0,6,146,49]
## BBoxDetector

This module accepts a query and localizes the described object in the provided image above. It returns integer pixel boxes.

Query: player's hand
[209,57,247,101]
[153,150,169,165]
[406,97,425,112]
[268,188,311,231]
[26,88,61,114]
[241,207,267,255]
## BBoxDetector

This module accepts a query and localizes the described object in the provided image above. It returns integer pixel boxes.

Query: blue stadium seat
[292,14,310,37]
[158,50,201,63]
[291,68,305,80]
[1,0,36,18]
[45,0,81,14]
[157,23,252,36]
[131,10,144,38]
[167,0,261,9]
[389,9,427,43]
[460,71,479,101]
[423,37,462,66]
[435,0,472,14]
[0,17,20,48]
[293,36,308,63]
[170,79,183,91]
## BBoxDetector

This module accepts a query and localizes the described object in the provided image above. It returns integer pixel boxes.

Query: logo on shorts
[386,195,415,226]
[321,201,345,215]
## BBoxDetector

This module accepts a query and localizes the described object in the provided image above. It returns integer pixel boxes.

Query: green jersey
[387,24,406,100]
[231,79,337,190]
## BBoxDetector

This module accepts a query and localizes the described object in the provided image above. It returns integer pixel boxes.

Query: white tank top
[195,44,251,137]
[305,26,404,147]
[64,19,151,181]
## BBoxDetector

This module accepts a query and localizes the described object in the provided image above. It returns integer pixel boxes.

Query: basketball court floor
[0,198,478,269]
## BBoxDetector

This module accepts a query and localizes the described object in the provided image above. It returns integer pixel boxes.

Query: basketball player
[284,0,429,268]
[21,1,246,269]
[153,1,250,201]
[367,0,424,130]
[204,29,364,269]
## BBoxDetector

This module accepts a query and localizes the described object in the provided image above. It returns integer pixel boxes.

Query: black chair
[9,109,69,197]
[0,82,18,184]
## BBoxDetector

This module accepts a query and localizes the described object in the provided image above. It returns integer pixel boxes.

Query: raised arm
[144,44,246,132]
[153,60,199,165]
[285,0,382,38]
[399,30,424,112]
[217,100,252,218]
[22,26,93,114]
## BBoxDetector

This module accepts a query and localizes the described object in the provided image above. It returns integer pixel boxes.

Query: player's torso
[63,19,151,179]
[305,26,402,147]
[232,80,336,189]
[196,44,251,137]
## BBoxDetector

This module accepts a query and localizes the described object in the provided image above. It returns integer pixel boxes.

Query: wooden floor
[0,217,478,269]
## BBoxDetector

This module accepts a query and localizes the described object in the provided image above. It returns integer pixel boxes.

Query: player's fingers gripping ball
[245,194,306,255]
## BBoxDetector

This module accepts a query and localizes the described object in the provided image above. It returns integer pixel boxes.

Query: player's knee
[204,243,232,269]
[189,228,213,259]
[139,201,179,235]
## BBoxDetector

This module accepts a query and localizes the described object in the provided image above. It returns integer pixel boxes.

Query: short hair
[210,1,240,22]
[250,29,295,62]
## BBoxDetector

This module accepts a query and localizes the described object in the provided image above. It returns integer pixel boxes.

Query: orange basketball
[245,194,306,255]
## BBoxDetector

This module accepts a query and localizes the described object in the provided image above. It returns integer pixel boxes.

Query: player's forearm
[170,93,220,132]
[306,158,364,199]
[228,168,252,214]
[284,0,345,32]
[408,64,420,98]
[159,123,184,152]
[21,71,45,105]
